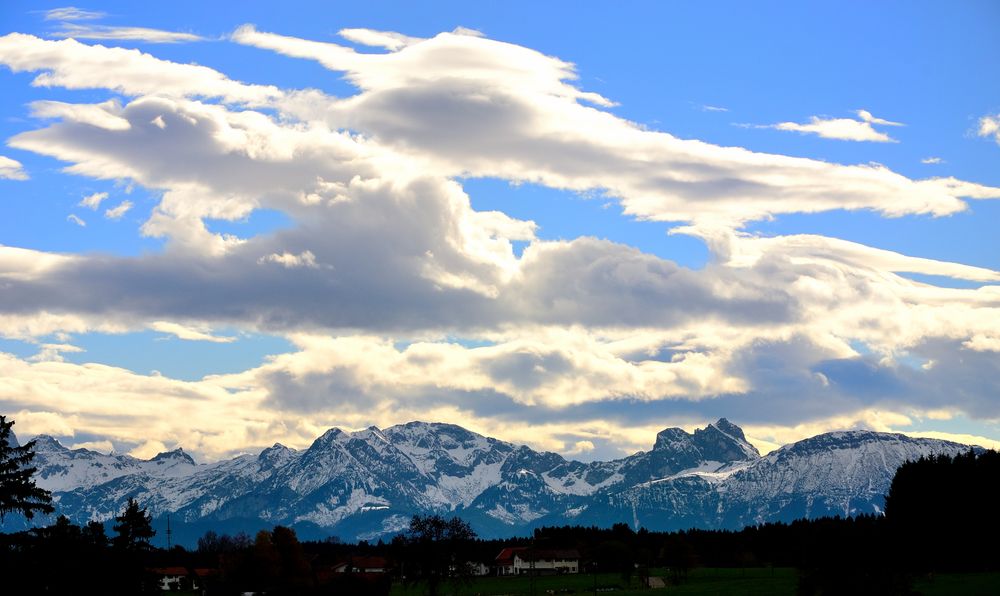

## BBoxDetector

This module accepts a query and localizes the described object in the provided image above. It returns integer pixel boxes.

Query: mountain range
[7,419,977,547]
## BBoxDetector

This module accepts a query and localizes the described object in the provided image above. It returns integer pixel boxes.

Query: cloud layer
[0,28,998,461]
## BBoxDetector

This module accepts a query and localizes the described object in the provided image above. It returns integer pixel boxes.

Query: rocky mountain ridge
[11,419,977,545]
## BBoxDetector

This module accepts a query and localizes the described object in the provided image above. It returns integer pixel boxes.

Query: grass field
[155,568,1000,595]
[912,572,1000,596]
[390,567,799,596]
[388,568,1000,596]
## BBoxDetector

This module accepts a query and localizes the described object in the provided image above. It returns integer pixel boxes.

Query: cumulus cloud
[963,334,1000,352]
[0,155,28,180]
[104,200,133,219]
[763,109,902,142]
[79,191,108,209]
[978,113,1000,145]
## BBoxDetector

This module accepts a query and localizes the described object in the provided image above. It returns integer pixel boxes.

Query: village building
[495,547,581,575]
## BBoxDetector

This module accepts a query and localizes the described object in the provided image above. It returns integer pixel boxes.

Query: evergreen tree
[113,497,155,550]
[83,519,109,548]
[0,415,54,521]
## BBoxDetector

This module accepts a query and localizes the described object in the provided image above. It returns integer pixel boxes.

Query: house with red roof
[494,546,528,576]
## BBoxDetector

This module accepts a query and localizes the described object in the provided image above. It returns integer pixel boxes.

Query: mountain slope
[13,420,979,544]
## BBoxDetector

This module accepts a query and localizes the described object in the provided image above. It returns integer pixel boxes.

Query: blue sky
[0,1,999,461]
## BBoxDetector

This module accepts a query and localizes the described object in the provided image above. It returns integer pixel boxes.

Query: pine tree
[112,497,155,550]
[0,415,54,521]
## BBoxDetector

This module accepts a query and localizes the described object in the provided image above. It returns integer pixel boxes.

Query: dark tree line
[0,500,161,594]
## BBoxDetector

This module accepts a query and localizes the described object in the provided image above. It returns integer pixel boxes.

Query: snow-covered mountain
[10,419,978,545]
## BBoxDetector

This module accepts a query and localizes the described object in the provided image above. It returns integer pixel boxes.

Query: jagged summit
[29,434,65,451]
[693,419,759,461]
[653,427,690,450]
[151,448,196,465]
[651,419,758,462]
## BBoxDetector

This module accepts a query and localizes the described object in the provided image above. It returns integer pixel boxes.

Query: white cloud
[10,410,79,437]
[978,113,1000,145]
[711,230,1000,283]
[765,109,902,142]
[66,214,86,227]
[258,250,319,268]
[104,200,133,219]
[0,33,281,105]
[150,321,236,343]
[0,351,663,461]
[79,191,108,209]
[963,334,1000,352]
[129,439,170,459]
[233,29,996,226]
[701,104,728,112]
[921,156,944,164]
[69,439,114,453]
[0,246,79,282]
[3,31,997,230]
[43,7,106,21]
[903,431,1000,451]
[0,155,28,180]
[855,109,903,126]
[52,24,205,44]
[338,28,423,51]
[28,342,84,362]
[32,99,131,130]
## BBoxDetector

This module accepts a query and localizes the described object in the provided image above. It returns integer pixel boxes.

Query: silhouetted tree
[83,519,108,548]
[272,526,313,590]
[885,448,1000,572]
[113,497,155,550]
[402,514,478,596]
[0,415,54,521]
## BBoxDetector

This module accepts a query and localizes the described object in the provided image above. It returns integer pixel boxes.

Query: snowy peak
[384,421,494,451]
[769,430,976,467]
[259,443,296,467]
[310,427,347,448]
[713,418,749,442]
[30,434,67,453]
[151,448,196,466]
[692,419,759,462]
[649,419,757,464]
[653,427,690,451]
